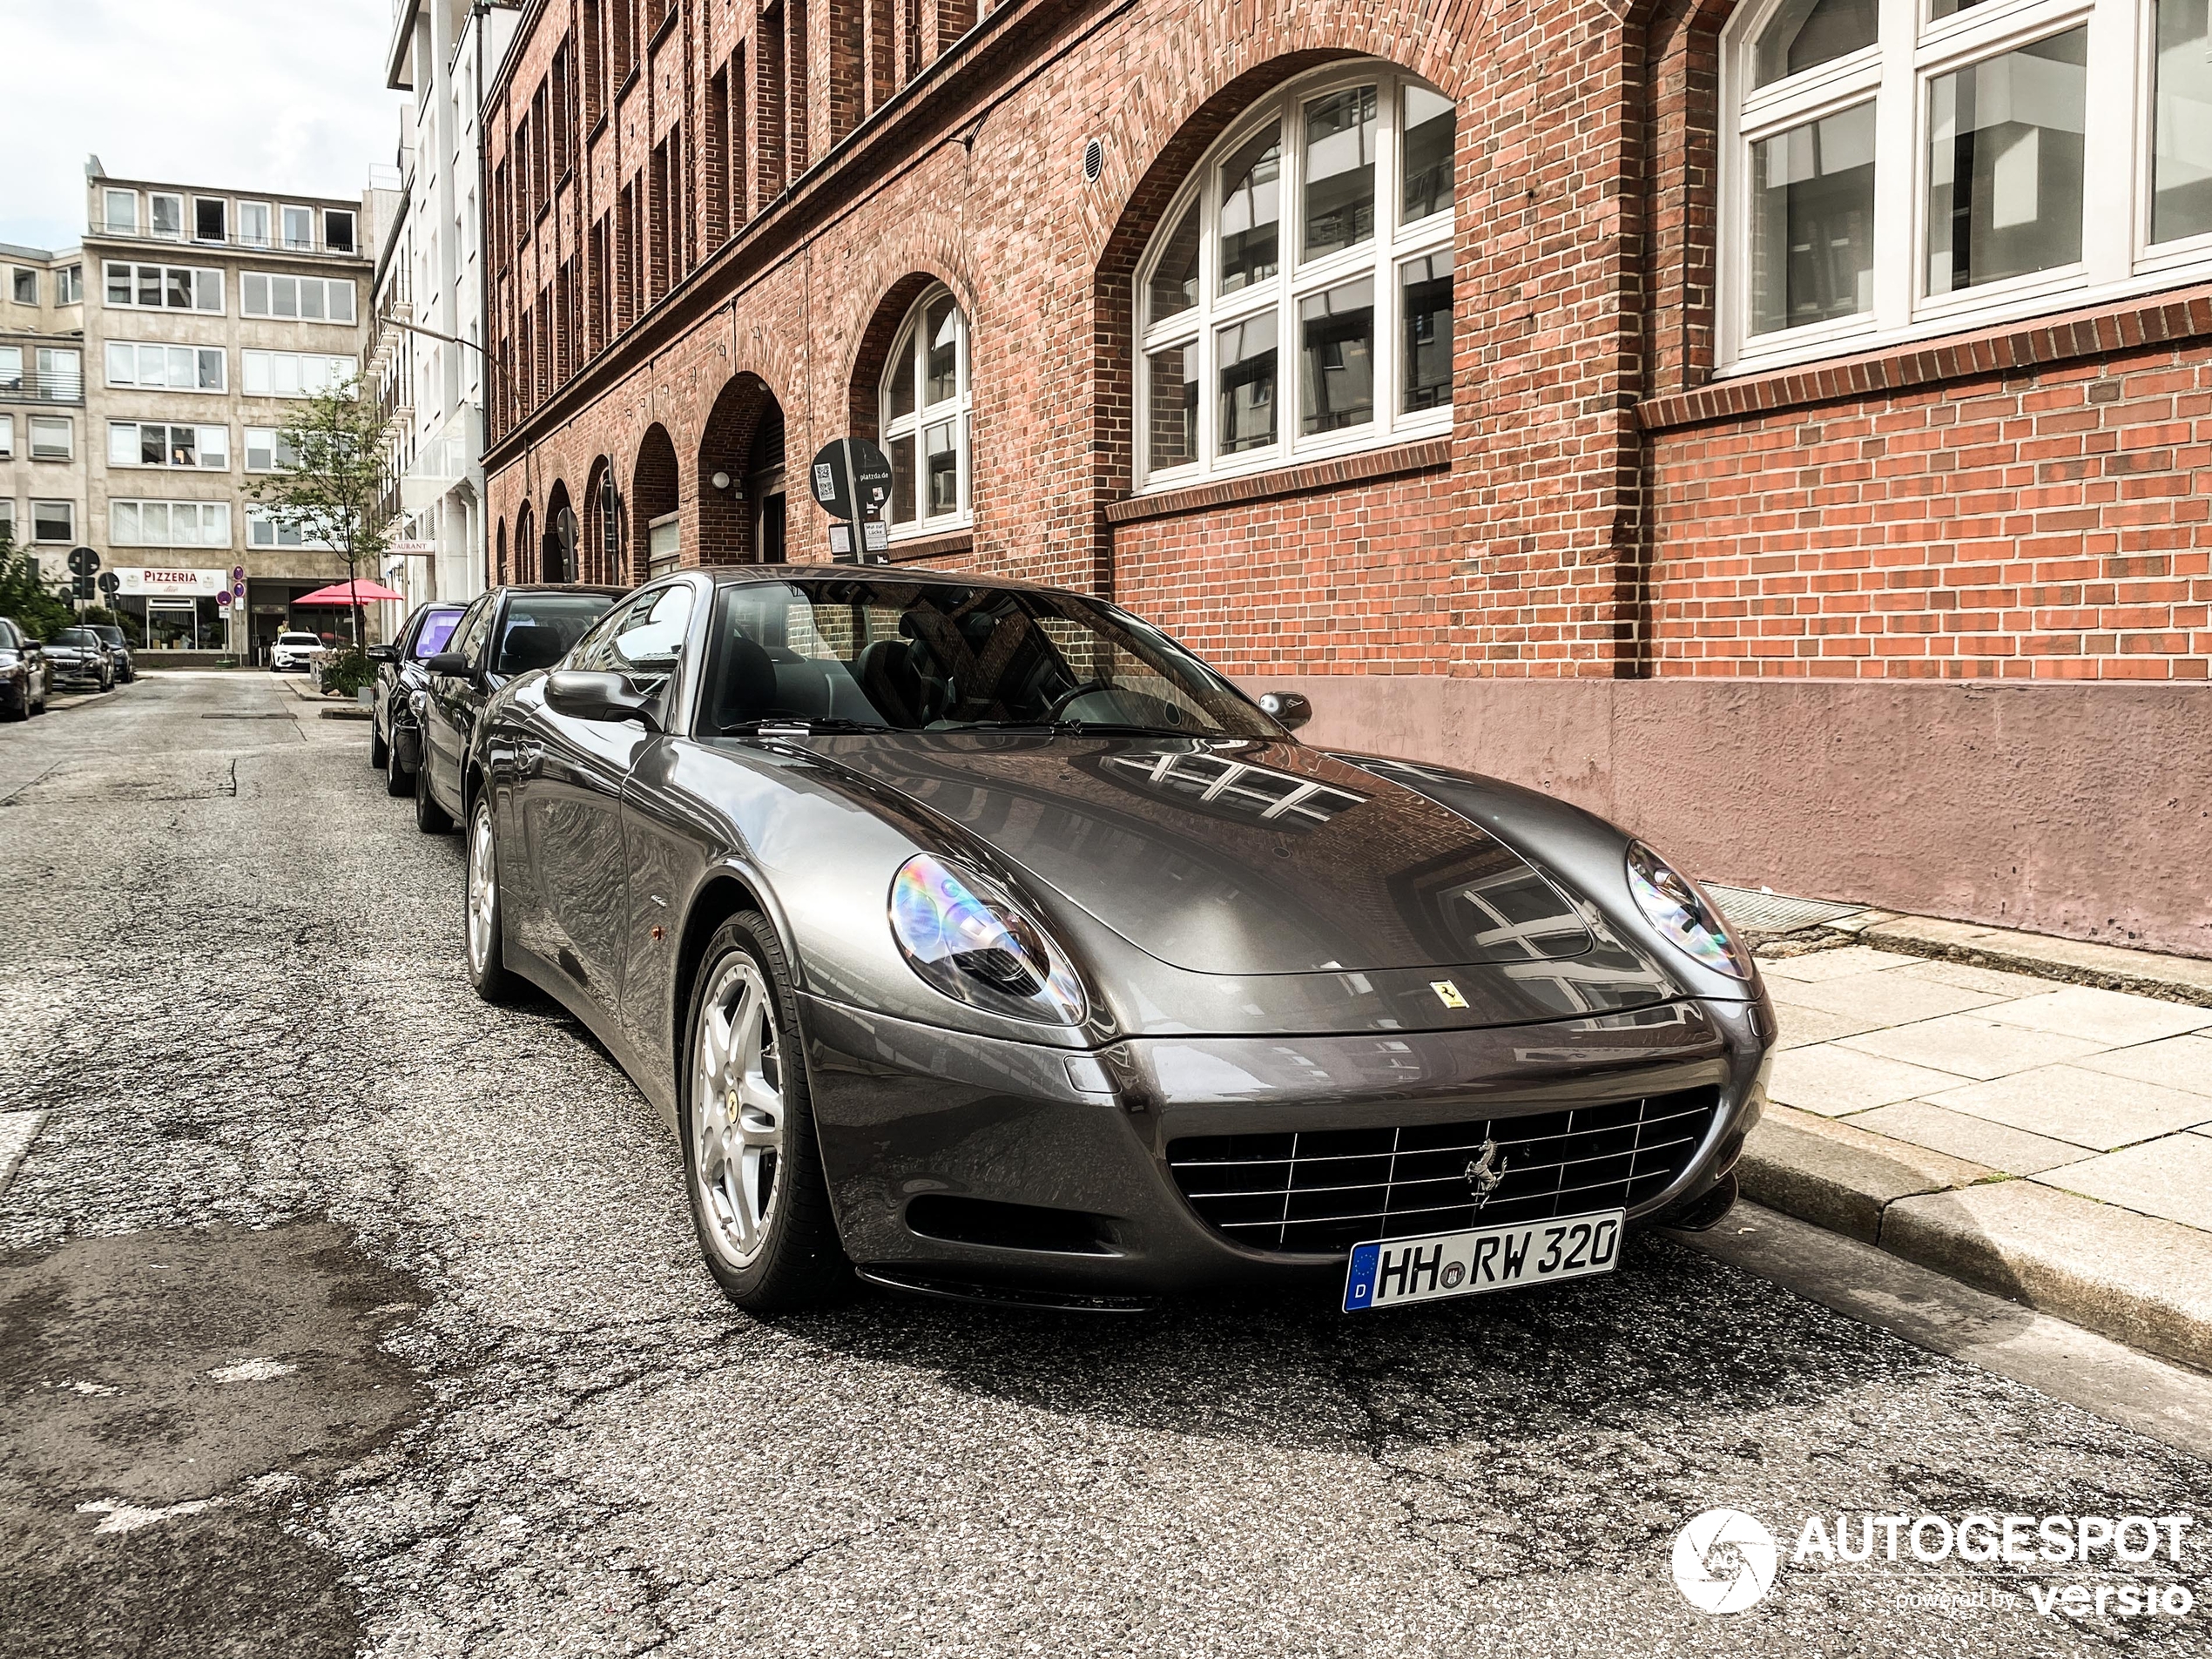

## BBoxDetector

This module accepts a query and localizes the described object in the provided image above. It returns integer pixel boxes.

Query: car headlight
[889,853,1087,1026]
[1626,841,1753,980]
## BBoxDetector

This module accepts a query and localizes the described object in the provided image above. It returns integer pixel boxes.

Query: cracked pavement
[3,669,2210,1657]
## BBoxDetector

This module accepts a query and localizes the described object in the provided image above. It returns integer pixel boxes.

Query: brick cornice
[1103,438,1452,525]
[1638,285,2212,432]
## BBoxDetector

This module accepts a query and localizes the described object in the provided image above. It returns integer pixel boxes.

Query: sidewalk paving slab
[1922,1064,2212,1150]
[2076,1034,2212,1095]
[1769,1044,1966,1116]
[2036,1136,2212,1233]
[1834,1011,2107,1080]
[1848,1101,2089,1176]
[1980,984,2212,1046]
[1770,968,2012,1026]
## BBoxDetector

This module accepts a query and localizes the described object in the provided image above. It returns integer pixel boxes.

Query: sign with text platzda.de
[113,567,226,597]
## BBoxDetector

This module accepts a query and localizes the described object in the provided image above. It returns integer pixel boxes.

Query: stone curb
[1738,1103,2212,1375]
[1829,911,2212,1008]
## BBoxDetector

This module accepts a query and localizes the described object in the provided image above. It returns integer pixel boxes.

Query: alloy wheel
[691,957,786,1268]
[466,803,497,974]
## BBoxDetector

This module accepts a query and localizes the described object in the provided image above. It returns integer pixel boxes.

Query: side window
[448,597,496,667]
[568,591,651,672]
[608,584,694,683]
[412,609,463,659]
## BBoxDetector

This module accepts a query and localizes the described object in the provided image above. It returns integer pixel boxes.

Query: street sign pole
[807,436,894,564]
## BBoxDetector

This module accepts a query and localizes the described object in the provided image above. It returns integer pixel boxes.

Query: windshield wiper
[722,718,889,736]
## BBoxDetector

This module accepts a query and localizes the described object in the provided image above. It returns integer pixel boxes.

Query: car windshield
[412,610,462,659]
[54,630,95,647]
[91,627,123,644]
[494,594,616,676]
[280,634,320,645]
[702,578,1282,739]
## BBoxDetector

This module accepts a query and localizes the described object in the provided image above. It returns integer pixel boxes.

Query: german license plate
[1342,1209,1624,1312]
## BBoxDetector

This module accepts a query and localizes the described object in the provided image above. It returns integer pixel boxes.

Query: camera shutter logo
[1672,1508,1780,1614]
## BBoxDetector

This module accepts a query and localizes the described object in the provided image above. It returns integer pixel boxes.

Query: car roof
[493,583,628,597]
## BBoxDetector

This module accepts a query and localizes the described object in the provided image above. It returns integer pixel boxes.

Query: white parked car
[270,631,325,673]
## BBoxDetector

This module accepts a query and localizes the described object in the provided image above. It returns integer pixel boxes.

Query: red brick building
[481,0,2212,955]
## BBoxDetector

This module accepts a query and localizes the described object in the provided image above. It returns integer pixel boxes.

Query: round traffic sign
[67,545,101,577]
[807,438,894,523]
[216,591,232,608]
[97,571,120,595]
[232,564,246,583]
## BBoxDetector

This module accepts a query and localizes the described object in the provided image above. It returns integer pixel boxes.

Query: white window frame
[30,500,75,543]
[148,191,186,241]
[280,205,315,251]
[0,416,13,459]
[242,350,357,399]
[246,504,332,550]
[1132,61,1457,492]
[877,284,974,539]
[242,272,360,324]
[0,499,13,542]
[108,421,231,471]
[1719,0,2206,374]
[28,416,72,461]
[56,264,82,305]
[103,261,224,313]
[110,498,233,550]
[244,427,297,473]
[239,201,273,247]
[322,208,357,254]
[10,266,35,306]
[105,341,228,393]
[103,188,138,235]
[193,195,229,244]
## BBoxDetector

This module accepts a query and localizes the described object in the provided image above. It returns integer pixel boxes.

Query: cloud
[0,0,395,251]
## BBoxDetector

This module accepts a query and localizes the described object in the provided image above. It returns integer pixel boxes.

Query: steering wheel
[1042,679,1109,720]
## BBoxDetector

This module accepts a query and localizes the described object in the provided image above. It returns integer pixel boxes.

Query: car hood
[799,734,1601,975]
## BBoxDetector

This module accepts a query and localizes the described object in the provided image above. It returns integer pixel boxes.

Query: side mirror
[367,644,397,663]
[1258,690,1312,732]
[546,669,663,732]
[421,651,470,678]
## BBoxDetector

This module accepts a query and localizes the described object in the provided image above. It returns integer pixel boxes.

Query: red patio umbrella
[294,579,407,605]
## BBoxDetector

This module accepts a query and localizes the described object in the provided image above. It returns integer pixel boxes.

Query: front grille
[1166,1086,1719,1255]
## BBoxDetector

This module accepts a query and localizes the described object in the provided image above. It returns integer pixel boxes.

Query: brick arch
[581,456,615,583]
[515,500,536,585]
[845,272,967,444]
[543,477,577,583]
[695,371,788,563]
[631,423,680,577]
[494,516,508,587]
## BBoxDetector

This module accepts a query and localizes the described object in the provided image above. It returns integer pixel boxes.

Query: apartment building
[0,241,89,577]
[82,161,381,656]
[370,0,521,617]
[479,0,2212,954]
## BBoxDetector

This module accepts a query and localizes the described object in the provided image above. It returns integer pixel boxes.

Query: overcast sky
[0,0,396,251]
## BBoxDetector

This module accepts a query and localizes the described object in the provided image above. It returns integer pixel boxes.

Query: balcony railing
[0,369,85,405]
[88,226,363,260]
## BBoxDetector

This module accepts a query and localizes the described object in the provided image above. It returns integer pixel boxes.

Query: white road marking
[0,1109,44,1201]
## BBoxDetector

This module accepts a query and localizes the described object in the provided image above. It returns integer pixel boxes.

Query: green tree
[0,535,74,640]
[247,374,395,685]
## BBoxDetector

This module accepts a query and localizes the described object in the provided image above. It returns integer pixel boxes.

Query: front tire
[680,914,848,1314]
[414,752,453,833]
[464,797,521,1002]
[370,713,389,769]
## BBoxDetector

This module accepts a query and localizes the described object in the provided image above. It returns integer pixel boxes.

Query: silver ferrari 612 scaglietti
[457,567,1774,1314]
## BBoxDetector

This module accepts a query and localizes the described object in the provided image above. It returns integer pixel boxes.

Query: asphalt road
[3,669,2210,1659]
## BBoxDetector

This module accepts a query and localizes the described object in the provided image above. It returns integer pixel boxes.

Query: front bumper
[801,995,1771,1298]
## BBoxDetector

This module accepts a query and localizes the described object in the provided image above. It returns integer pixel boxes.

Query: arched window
[1135,63,1455,489]
[1721,0,2203,374]
[878,284,972,538]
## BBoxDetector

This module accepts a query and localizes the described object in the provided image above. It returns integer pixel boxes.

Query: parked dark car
[413,583,624,833]
[43,627,115,691]
[0,618,52,718]
[455,568,1775,1317]
[85,624,135,683]
[368,601,468,798]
